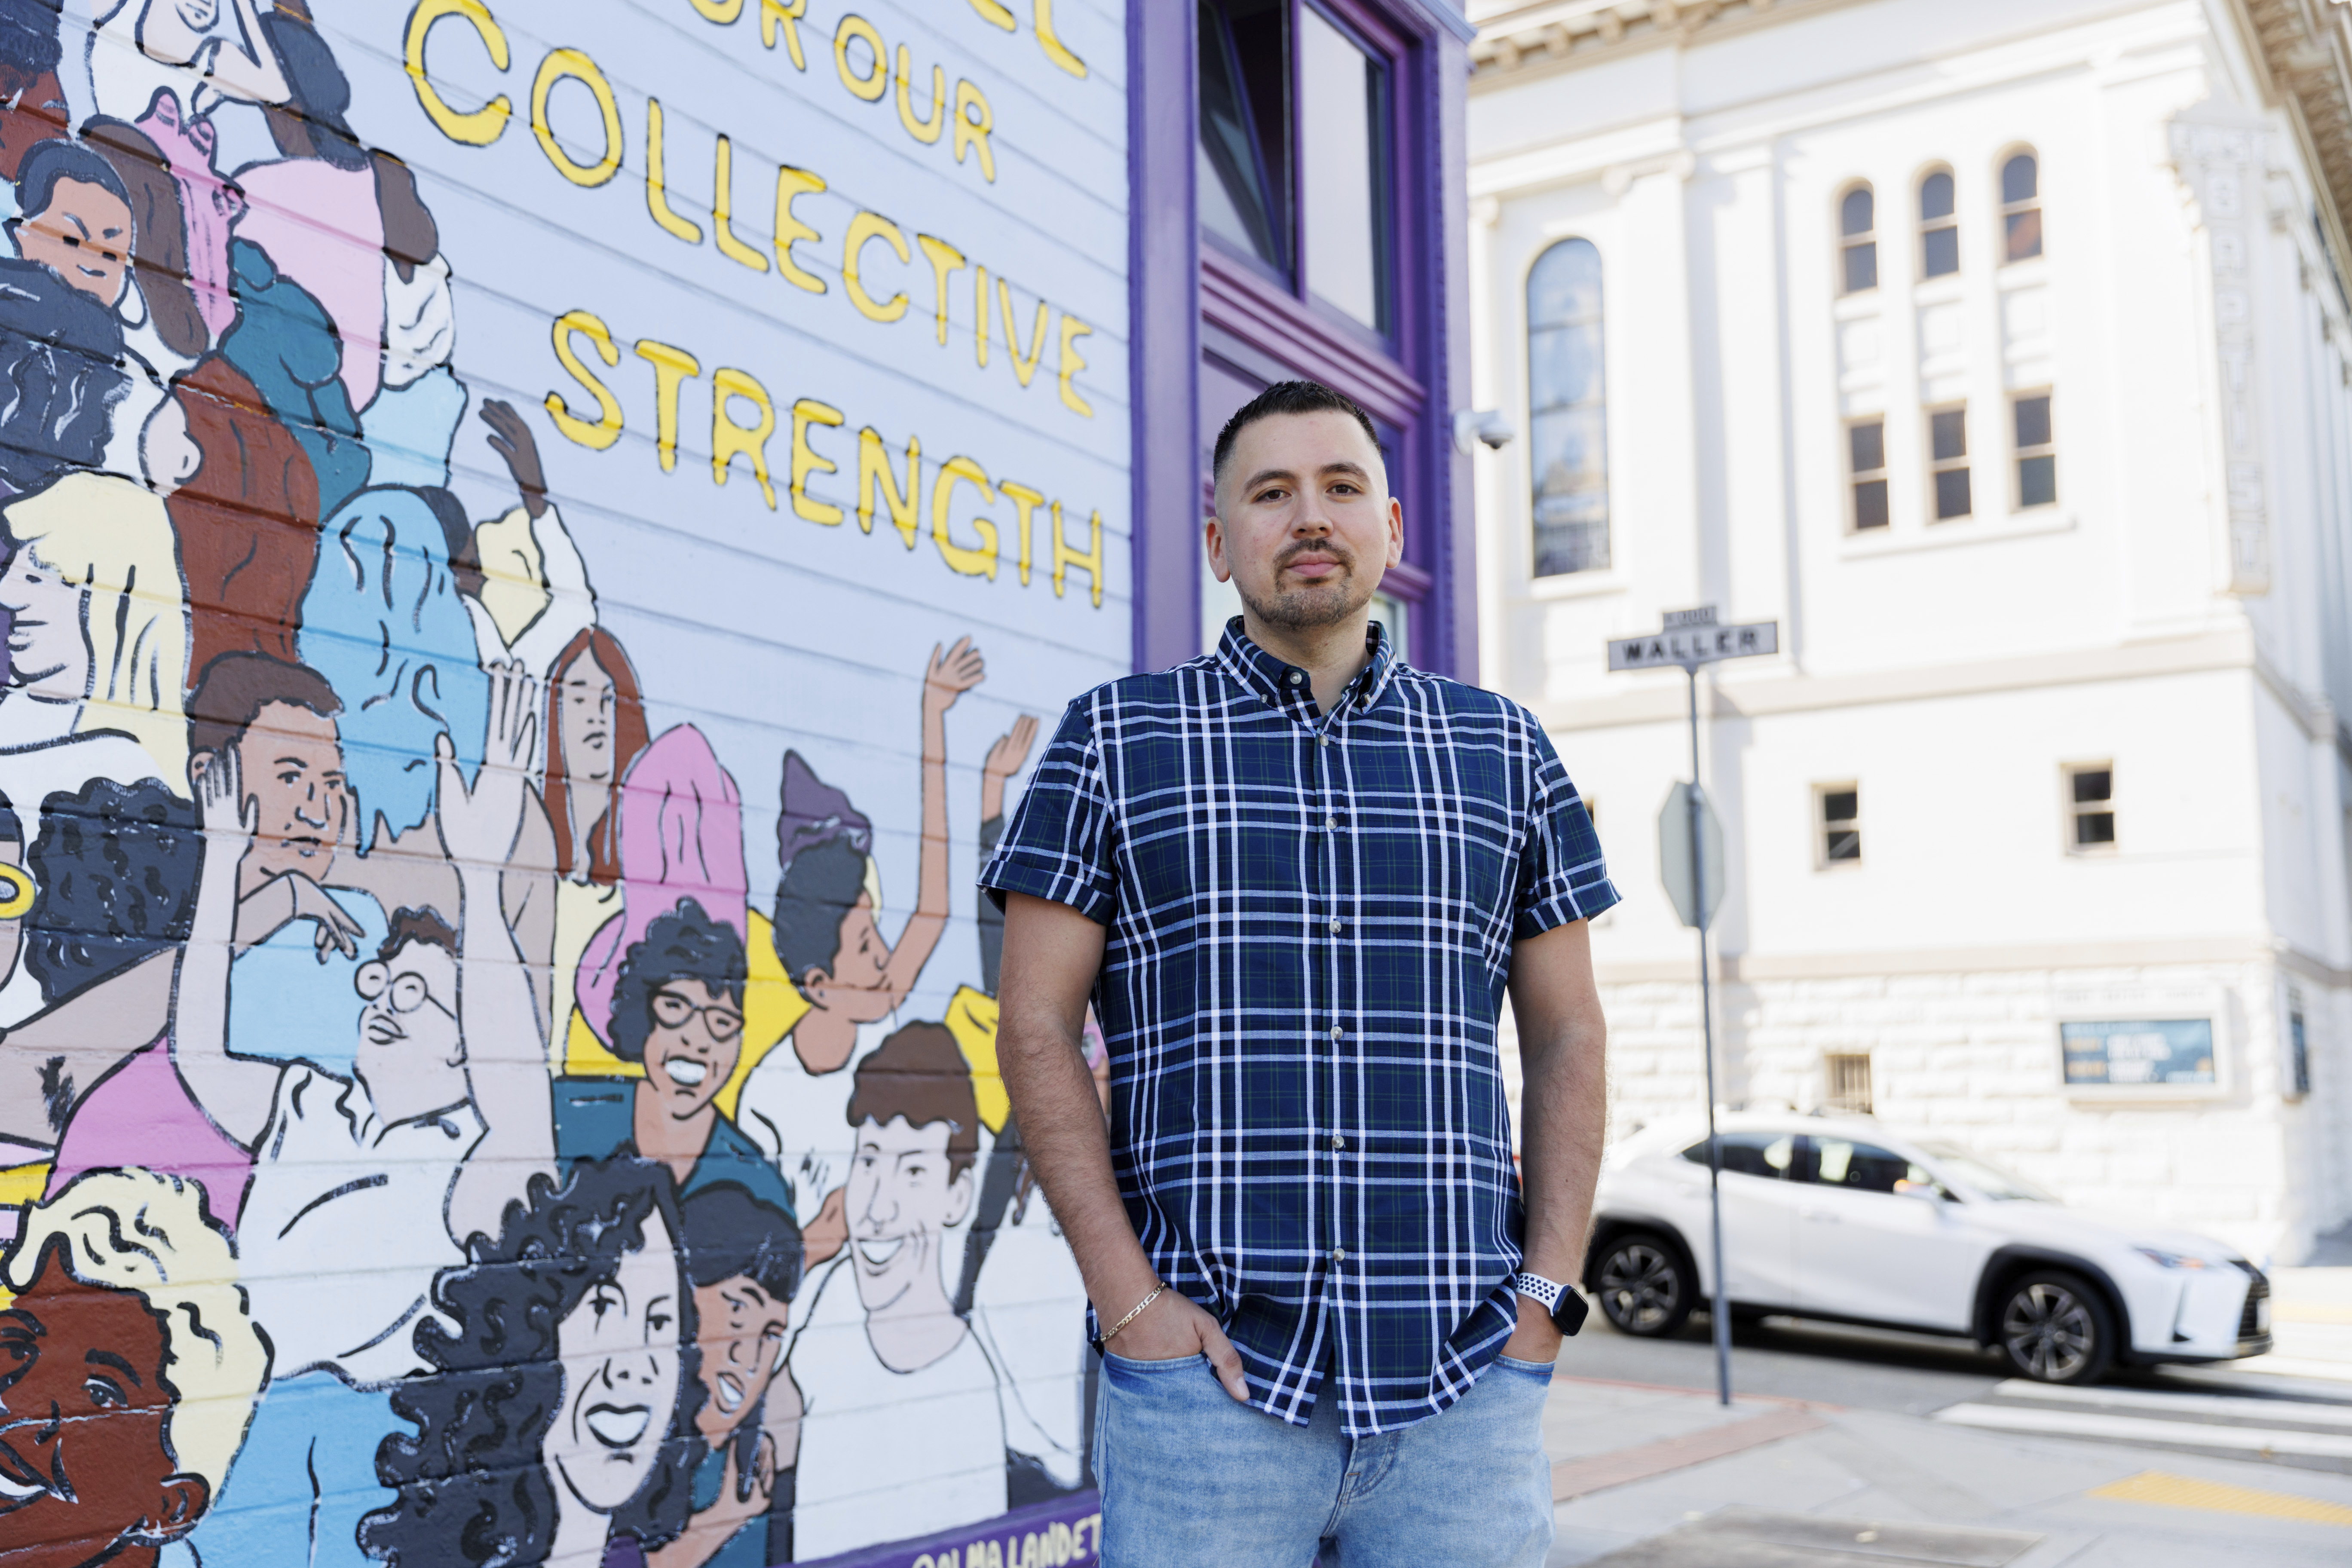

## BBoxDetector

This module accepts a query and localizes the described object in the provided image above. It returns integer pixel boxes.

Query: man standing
[983,381,1617,1565]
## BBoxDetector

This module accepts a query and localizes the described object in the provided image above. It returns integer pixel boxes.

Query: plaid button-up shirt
[981,621,1618,1435]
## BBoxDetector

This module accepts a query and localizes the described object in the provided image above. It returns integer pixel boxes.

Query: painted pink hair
[573,724,749,1045]
[135,88,245,349]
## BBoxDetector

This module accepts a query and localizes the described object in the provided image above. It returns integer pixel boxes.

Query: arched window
[1919,168,1958,278]
[1840,184,1877,294]
[1528,238,1608,576]
[2001,151,2041,262]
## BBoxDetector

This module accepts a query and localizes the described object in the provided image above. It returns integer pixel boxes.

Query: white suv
[1582,1113,2272,1384]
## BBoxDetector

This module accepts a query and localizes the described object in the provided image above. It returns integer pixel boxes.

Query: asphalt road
[1555,1305,2352,1420]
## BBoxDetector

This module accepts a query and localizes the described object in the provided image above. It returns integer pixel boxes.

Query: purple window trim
[1130,0,1471,677]
[1128,0,1202,676]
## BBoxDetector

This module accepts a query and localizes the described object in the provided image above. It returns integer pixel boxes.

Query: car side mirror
[1893,1179,1952,1204]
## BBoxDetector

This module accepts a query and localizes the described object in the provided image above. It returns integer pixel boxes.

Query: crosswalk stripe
[1986,1378,2352,1429]
[2087,1470,2352,1526]
[1933,1401,2352,1458]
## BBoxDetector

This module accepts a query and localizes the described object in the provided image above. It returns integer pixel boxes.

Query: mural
[0,2,1127,1565]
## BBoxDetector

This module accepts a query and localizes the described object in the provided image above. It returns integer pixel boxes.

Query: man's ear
[944,1163,976,1229]
[134,1475,211,1544]
[1203,514,1233,585]
[798,965,832,998]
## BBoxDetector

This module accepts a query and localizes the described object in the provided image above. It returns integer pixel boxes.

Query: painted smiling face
[0,1243,206,1567]
[0,545,89,707]
[640,979,744,1122]
[548,1211,683,1515]
[846,1115,973,1317]
[14,177,132,309]
[689,1273,787,1443]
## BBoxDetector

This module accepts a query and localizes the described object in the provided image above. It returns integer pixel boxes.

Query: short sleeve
[1515,721,1620,938]
[978,698,1119,925]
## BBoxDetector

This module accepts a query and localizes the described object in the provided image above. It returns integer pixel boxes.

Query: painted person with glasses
[552,898,799,1222]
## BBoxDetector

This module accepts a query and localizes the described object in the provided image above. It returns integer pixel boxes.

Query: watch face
[1552,1289,1591,1337]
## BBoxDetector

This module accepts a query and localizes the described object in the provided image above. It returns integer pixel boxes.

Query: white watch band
[1513,1271,1566,1311]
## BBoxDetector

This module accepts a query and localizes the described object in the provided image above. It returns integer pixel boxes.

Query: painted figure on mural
[462,402,598,694]
[657,1182,806,1568]
[554,896,795,1220]
[0,256,126,502]
[172,674,553,1568]
[787,1022,1009,1560]
[0,1168,270,1568]
[363,1156,703,1568]
[739,640,989,1271]
[544,620,652,1063]
[0,3,70,230]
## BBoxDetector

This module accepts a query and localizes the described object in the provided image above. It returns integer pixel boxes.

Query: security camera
[1452,408,1517,454]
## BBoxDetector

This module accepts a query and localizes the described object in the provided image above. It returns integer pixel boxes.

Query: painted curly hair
[360,1157,703,1566]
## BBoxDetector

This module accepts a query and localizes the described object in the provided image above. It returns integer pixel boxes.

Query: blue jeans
[1095,1351,1556,1567]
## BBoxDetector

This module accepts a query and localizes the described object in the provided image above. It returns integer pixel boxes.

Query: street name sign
[1608,614,1779,672]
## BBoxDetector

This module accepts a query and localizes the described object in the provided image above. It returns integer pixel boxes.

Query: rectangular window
[2289,990,2311,1099]
[1848,419,1888,530]
[1297,5,1390,331]
[1197,1,1291,274]
[1824,1053,1874,1115]
[2014,393,2055,508]
[1819,785,1861,866]
[2066,764,2114,851]
[1929,405,1970,520]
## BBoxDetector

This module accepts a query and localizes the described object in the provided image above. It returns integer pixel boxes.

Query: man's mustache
[1276,539,1356,573]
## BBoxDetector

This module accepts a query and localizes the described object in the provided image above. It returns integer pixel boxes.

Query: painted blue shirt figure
[984,381,1617,1568]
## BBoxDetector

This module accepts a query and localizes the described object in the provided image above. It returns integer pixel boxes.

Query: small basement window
[1819,785,1861,866]
[2066,764,2114,852]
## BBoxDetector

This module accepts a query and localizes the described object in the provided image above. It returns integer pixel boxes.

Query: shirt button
[1320,736,1332,747]
[1329,919,1342,934]
[1326,815,1339,830]
[1333,1248,1348,1263]
[1330,1024,1344,1041]
[1332,1133,1347,1149]
[1287,671,1303,686]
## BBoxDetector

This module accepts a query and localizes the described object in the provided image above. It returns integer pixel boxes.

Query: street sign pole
[1607,607,1776,1410]
[1686,664,1733,1409]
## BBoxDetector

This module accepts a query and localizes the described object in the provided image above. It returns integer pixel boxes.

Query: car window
[1804,1136,1936,1195]
[1680,1131,1795,1179]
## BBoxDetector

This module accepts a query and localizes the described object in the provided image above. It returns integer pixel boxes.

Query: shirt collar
[1215,616,1399,718]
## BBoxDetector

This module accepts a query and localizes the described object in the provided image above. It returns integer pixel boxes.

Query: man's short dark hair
[681,1183,804,1305]
[14,137,128,222]
[187,653,342,759]
[611,898,748,1065]
[1210,379,1381,490]
[379,906,456,965]
[845,1022,980,1179]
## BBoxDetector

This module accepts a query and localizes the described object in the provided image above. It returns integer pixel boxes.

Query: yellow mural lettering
[644,98,704,245]
[634,338,702,472]
[1050,501,1104,606]
[405,0,511,147]
[790,398,845,524]
[917,234,965,347]
[931,456,999,579]
[998,278,1048,387]
[974,263,991,366]
[1035,0,1087,77]
[845,211,911,323]
[998,479,1045,585]
[546,308,624,450]
[857,427,922,545]
[532,46,624,187]
[968,0,1016,27]
[834,14,888,102]
[713,136,769,272]
[688,0,743,20]
[711,367,778,508]
[774,165,827,293]
[954,79,996,182]
[895,47,946,145]
[762,0,808,67]
[1058,313,1094,417]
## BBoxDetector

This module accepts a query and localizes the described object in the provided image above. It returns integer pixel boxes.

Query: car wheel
[1593,1231,1692,1337]
[1997,1270,2113,1384]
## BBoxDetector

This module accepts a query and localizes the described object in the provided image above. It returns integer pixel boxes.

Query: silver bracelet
[1101,1283,1167,1344]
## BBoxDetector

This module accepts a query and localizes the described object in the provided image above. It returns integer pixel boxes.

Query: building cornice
[1467,0,1870,89]
[2225,0,2352,272]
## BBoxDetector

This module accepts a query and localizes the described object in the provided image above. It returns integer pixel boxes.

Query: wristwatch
[1512,1271,1590,1336]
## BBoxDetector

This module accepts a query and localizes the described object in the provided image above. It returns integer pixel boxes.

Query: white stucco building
[1467,0,2352,1263]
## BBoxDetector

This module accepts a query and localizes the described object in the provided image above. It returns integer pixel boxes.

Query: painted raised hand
[980,713,1040,821]
[435,660,539,871]
[924,635,986,716]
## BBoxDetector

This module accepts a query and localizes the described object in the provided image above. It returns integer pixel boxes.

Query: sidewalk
[1538,1374,2352,1565]
[1538,1258,2352,1565]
